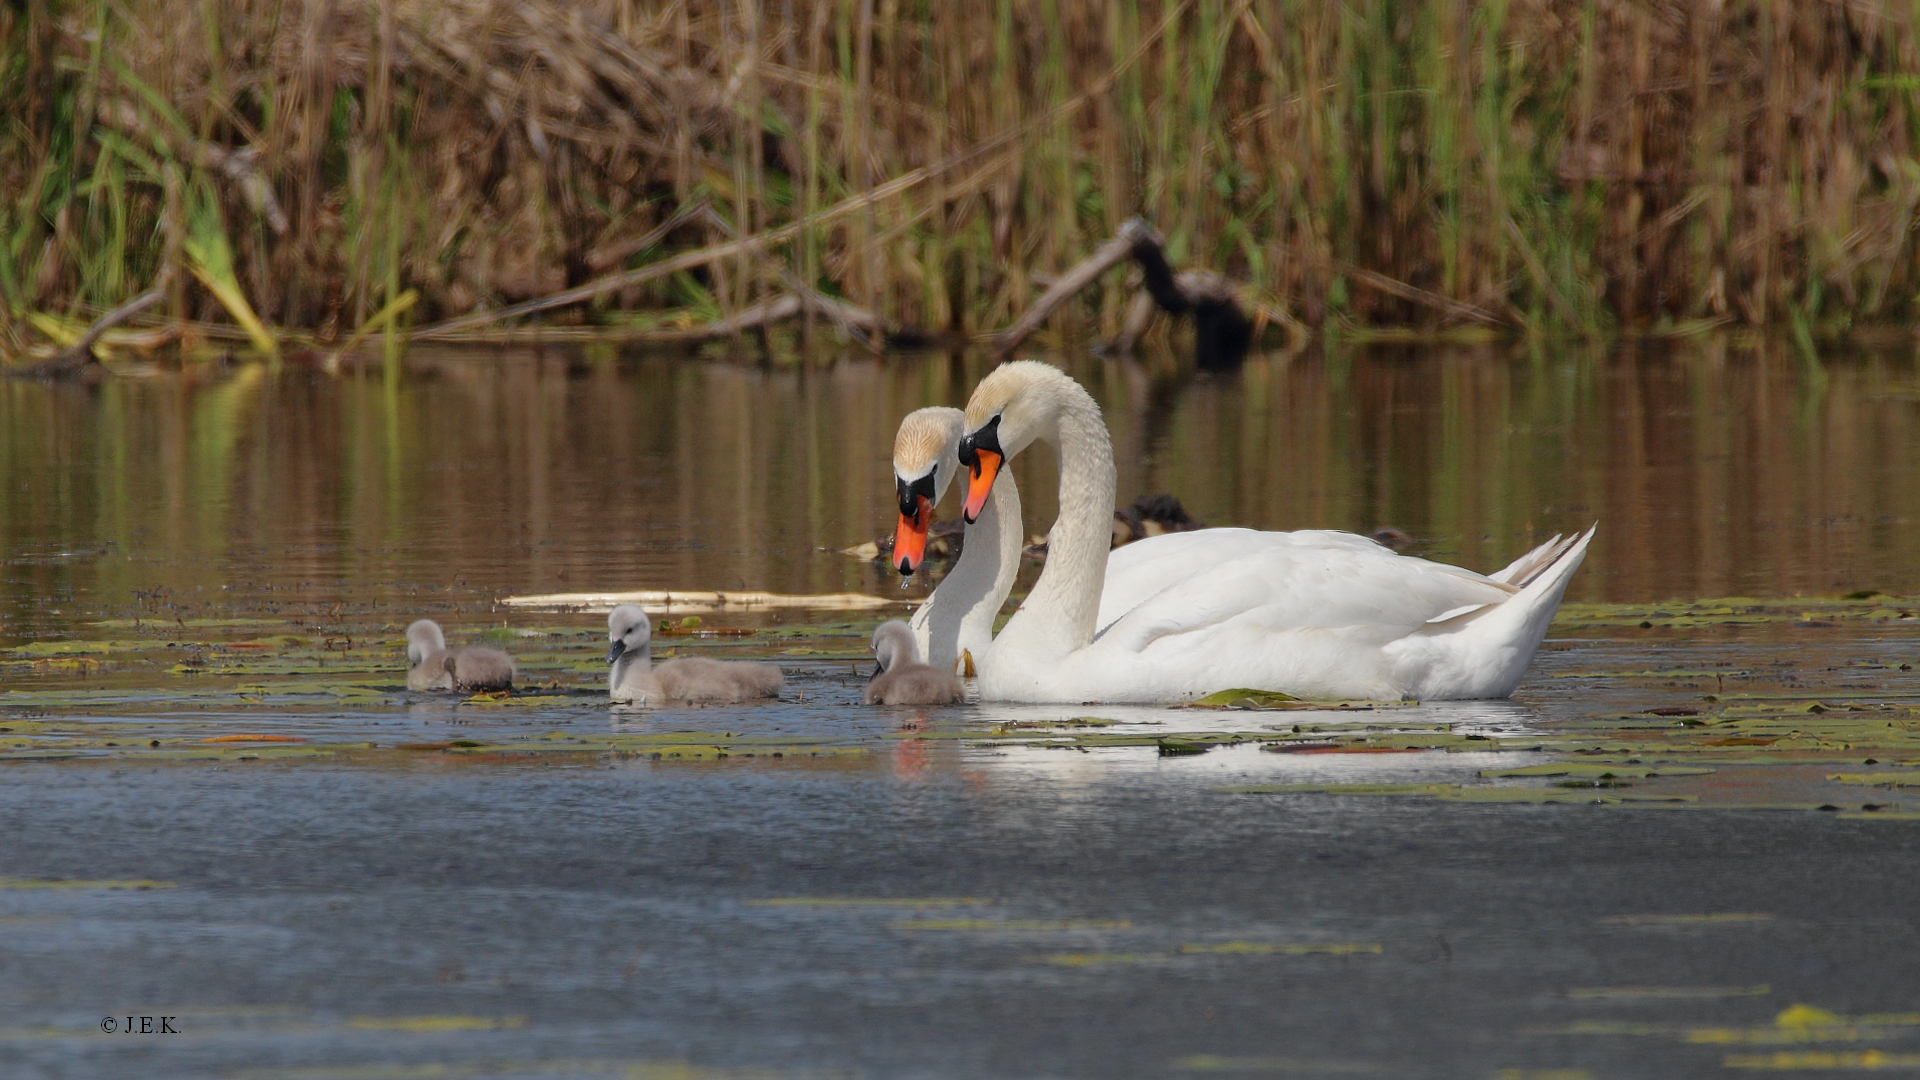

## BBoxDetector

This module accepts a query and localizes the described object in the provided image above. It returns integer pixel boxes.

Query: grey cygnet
[606,604,784,704]
[865,619,964,705]
[406,619,516,692]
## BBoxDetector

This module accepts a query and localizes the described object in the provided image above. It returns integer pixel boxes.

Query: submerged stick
[322,289,419,371]
[13,271,171,378]
[992,230,1139,355]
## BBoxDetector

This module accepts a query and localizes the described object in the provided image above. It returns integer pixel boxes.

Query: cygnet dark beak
[606,639,627,666]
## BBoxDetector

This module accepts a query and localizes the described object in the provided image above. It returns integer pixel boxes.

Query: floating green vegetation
[0,878,175,890]
[1190,688,1406,711]
[1546,1005,1920,1054]
[746,898,993,908]
[1045,942,1383,967]
[893,919,1130,931]
[1178,942,1381,956]
[1597,914,1775,926]
[344,1015,527,1032]
[0,720,870,768]
[1567,985,1772,1000]
[1551,596,1920,631]
[0,617,850,722]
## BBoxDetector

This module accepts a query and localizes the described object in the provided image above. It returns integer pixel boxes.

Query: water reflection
[3,338,1916,644]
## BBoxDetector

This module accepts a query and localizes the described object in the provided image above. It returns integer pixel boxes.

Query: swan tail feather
[1410,524,1596,699]
[1486,532,1577,587]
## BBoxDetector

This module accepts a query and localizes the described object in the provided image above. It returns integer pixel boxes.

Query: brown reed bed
[1,0,1917,359]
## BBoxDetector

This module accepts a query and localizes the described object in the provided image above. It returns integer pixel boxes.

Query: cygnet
[865,619,964,705]
[406,619,516,692]
[606,604,784,704]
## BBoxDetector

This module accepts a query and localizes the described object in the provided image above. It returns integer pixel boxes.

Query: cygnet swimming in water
[865,620,964,705]
[405,619,516,692]
[606,604,784,704]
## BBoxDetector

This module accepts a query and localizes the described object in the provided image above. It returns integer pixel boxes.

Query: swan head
[891,407,965,577]
[959,360,1064,523]
[405,619,446,667]
[606,604,652,666]
[870,619,917,674]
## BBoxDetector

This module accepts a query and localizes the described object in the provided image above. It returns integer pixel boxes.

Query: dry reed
[2,0,1918,349]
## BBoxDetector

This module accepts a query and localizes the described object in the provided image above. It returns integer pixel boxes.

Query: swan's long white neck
[911,469,1022,673]
[988,379,1115,662]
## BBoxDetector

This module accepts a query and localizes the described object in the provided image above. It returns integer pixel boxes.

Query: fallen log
[10,271,171,378]
[994,218,1256,370]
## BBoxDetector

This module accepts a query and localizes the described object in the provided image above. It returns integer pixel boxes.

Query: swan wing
[1096,534,1516,655]
[1099,528,1394,627]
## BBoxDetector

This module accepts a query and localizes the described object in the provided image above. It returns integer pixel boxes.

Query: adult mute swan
[954,361,1594,703]
[606,605,784,704]
[891,407,1024,675]
[865,620,965,705]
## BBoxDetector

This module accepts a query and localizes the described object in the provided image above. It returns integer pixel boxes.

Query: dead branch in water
[994,219,1257,370]
[12,270,172,378]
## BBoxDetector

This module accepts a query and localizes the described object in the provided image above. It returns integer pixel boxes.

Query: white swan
[890,401,1572,686]
[865,620,965,705]
[606,605,784,704]
[955,361,1594,703]
[890,407,1023,675]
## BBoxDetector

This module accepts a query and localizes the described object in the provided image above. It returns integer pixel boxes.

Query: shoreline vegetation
[3,0,1919,367]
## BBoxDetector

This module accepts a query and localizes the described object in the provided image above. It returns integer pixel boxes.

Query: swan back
[448,646,516,692]
[654,657,785,702]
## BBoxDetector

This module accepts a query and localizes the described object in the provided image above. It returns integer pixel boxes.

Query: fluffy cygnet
[865,620,964,705]
[405,619,516,692]
[606,604,784,704]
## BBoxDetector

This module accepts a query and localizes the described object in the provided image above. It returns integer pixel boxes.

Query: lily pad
[1192,688,1300,708]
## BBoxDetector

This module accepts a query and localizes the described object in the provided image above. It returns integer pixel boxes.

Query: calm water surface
[4,339,1919,642]
[3,340,1920,1079]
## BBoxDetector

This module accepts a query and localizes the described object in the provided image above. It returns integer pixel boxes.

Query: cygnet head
[870,619,920,673]
[959,360,1091,523]
[406,620,447,667]
[606,604,653,666]
[892,407,966,577]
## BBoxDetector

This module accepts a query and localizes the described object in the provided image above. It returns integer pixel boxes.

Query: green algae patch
[1597,913,1775,925]
[993,730,1269,750]
[1552,595,1920,630]
[747,897,993,908]
[1481,764,1716,779]
[1193,688,1299,708]
[1568,985,1772,1000]
[0,878,174,890]
[1723,1050,1920,1070]
[893,918,1130,931]
[1191,689,1409,711]
[345,1014,526,1032]
[1439,787,1629,804]
[1827,772,1920,787]
[1179,942,1381,956]
[1215,783,1456,796]
[1041,952,1161,967]
[1157,739,1211,756]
